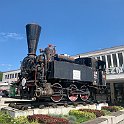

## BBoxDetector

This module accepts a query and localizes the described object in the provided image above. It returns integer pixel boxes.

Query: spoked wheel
[51,83,63,102]
[68,84,78,102]
[80,85,90,101]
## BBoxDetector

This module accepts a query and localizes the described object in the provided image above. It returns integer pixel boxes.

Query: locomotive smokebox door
[48,61,94,82]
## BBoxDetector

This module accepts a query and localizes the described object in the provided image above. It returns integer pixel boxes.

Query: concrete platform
[0,97,32,110]
[0,97,32,102]
[1,103,108,118]
[1,98,124,124]
[0,97,108,118]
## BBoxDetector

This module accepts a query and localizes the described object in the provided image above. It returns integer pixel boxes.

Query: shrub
[79,109,105,117]
[101,110,111,115]
[67,115,77,124]
[0,111,14,124]
[101,106,124,112]
[49,114,66,118]
[28,114,69,124]
[69,110,96,123]
[113,106,124,111]
[101,106,117,112]
[0,111,39,124]
[49,114,77,124]
[14,116,39,124]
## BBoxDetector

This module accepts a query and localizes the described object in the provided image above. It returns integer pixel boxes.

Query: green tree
[0,72,3,81]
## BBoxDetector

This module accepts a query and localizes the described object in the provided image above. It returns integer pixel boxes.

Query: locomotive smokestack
[26,23,41,55]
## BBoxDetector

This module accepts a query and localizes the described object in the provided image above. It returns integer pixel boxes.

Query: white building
[2,69,21,84]
[74,45,124,103]
[1,69,21,91]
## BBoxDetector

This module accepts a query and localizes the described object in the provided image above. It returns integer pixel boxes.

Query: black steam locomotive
[19,23,106,102]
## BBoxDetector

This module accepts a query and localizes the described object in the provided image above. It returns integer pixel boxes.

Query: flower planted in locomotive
[19,23,106,102]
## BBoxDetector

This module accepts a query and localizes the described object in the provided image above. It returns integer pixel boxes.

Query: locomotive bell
[26,23,41,55]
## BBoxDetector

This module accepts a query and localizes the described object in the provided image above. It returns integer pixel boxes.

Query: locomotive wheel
[80,86,90,101]
[51,83,63,102]
[68,84,78,102]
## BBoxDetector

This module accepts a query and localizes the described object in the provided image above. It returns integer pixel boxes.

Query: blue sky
[0,0,124,72]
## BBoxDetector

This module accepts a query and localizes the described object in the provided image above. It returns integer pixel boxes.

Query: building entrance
[114,83,124,103]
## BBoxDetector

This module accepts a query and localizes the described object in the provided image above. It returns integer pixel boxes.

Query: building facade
[74,45,124,103]
[2,69,21,84]
[0,69,20,91]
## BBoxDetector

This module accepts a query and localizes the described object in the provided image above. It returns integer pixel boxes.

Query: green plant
[79,109,105,117]
[101,106,124,112]
[67,115,77,124]
[0,111,39,124]
[14,116,39,124]
[101,110,111,115]
[0,111,14,124]
[113,106,124,111]
[49,114,78,124]
[101,106,116,112]
[49,114,65,118]
[69,110,96,123]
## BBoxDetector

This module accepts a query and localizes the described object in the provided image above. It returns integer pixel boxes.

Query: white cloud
[0,64,13,67]
[0,32,24,42]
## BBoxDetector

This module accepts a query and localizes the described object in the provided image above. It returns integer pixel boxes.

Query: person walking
[20,77,26,99]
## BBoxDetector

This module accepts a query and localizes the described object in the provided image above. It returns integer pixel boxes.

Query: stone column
[100,56,102,60]
[122,51,124,66]
[110,54,114,67]
[105,55,108,68]
[110,82,115,104]
[116,53,119,67]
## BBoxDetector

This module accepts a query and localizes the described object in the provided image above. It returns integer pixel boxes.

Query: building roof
[73,45,124,58]
[2,69,20,73]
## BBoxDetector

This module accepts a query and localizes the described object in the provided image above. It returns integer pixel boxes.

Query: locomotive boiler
[19,23,106,102]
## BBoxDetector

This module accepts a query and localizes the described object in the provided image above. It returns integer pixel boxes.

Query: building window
[5,75,7,79]
[102,56,106,62]
[10,74,12,79]
[18,73,21,78]
[107,55,112,68]
[12,74,14,78]
[15,73,17,78]
[7,74,9,79]
[97,56,100,60]
[118,53,123,67]
[112,54,117,67]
